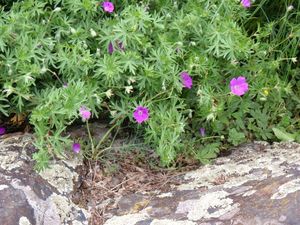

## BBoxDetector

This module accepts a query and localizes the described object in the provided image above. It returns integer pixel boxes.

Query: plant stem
[86,120,95,156]
[94,122,120,154]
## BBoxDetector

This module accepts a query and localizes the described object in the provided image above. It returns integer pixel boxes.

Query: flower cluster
[68,1,251,156]
[99,1,250,127]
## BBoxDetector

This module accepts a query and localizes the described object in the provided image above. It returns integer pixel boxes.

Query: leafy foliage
[0,0,299,169]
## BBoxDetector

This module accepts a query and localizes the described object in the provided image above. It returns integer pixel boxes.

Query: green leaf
[272,127,295,142]
[228,128,246,146]
[196,143,220,164]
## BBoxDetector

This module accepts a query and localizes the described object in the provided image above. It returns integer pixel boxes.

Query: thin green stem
[47,69,63,85]
[86,120,95,156]
[95,122,120,151]
[194,135,223,143]
[144,90,169,104]
[94,125,120,159]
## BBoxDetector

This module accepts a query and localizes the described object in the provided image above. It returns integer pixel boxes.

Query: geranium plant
[0,0,299,170]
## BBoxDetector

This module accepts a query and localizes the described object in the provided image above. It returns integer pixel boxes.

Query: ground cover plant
[0,0,299,170]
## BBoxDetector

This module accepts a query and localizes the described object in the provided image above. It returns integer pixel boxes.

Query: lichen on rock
[0,134,89,225]
[175,191,239,221]
[102,142,300,225]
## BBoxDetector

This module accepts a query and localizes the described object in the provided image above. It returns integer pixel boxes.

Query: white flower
[90,28,97,37]
[70,27,76,34]
[287,5,294,11]
[124,86,133,94]
[110,110,117,117]
[41,67,47,74]
[291,57,297,63]
[96,48,101,56]
[83,42,88,49]
[105,89,113,99]
[176,41,183,46]
[190,41,196,46]
[127,77,136,84]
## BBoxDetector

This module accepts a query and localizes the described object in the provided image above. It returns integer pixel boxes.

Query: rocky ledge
[103,142,300,225]
[0,133,89,225]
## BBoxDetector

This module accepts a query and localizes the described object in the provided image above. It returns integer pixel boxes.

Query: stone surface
[0,133,89,225]
[103,142,300,225]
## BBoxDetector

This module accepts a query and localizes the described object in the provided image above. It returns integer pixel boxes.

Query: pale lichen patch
[178,144,300,191]
[48,193,90,225]
[103,213,148,225]
[48,194,72,221]
[0,150,23,170]
[176,191,239,221]
[178,162,266,190]
[242,190,256,197]
[271,178,300,199]
[19,216,32,225]
[39,164,77,194]
[157,192,173,198]
[73,221,86,225]
[0,184,9,191]
[150,219,197,225]
[279,215,287,222]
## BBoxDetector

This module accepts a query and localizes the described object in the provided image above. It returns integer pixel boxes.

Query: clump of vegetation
[0,0,299,170]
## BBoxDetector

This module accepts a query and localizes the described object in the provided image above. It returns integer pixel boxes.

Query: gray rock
[0,133,89,225]
[103,141,300,225]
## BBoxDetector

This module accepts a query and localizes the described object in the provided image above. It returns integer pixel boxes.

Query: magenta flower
[0,127,6,135]
[102,1,114,13]
[241,0,251,8]
[230,76,249,96]
[180,71,193,89]
[199,128,205,137]
[63,82,68,88]
[72,143,81,154]
[133,106,149,124]
[79,106,91,121]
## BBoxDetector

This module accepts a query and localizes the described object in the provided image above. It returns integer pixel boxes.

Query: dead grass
[72,147,199,225]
